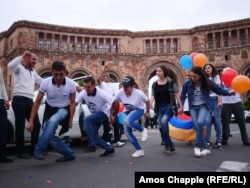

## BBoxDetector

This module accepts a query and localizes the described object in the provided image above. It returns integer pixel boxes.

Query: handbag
[167,78,178,116]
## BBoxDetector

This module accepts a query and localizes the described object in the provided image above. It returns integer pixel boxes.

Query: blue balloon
[180,55,193,70]
[169,115,195,129]
[118,113,124,124]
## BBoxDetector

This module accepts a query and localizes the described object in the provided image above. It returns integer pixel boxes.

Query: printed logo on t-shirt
[87,102,96,113]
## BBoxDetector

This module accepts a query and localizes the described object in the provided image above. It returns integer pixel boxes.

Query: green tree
[243,100,250,110]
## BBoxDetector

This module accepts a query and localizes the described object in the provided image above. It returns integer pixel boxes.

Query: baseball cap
[121,76,135,87]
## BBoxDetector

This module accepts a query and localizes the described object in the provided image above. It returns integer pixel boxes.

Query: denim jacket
[180,79,231,111]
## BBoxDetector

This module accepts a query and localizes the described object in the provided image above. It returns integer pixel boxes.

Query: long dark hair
[191,66,210,92]
[157,65,169,78]
[203,63,219,78]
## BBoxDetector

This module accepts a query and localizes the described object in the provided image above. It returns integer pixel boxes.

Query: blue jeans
[84,111,112,150]
[34,108,75,156]
[157,104,175,149]
[206,97,222,143]
[190,104,209,149]
[123,108,144,150]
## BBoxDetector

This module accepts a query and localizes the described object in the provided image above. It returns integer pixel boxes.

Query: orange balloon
[231,75,250,93]
[193,53,207,67]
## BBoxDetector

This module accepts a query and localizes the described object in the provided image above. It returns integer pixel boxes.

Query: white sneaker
[194,147,201,157]
[201,149,211,156]
[113,141,125,147]
[141,128,148,141]
[132,149,145,157]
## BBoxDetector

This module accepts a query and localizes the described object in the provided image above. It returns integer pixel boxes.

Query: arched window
[225,52,231,61]
[241,50,248,59]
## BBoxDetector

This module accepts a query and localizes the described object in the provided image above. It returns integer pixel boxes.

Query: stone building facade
[0,18,250,99]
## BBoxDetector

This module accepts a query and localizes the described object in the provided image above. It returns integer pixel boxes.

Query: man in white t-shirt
[221,88,250,146]
[27,61,76,162]
[76,76,115,157]
[97,69,125,147]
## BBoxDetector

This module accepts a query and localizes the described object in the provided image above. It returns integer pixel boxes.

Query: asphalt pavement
[1,123,250,188]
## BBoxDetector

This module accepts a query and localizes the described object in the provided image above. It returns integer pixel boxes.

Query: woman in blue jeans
[180,66,234,158]
[203,63,223,149]
[111,76,150,158]
[149,65,183,154]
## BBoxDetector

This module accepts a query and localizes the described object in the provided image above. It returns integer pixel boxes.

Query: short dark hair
[83,76,96,85]
[52,61,66,71]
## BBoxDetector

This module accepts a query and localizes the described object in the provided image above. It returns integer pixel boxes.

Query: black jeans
[102,116,123,143]
[112,116,123,143]
[221,102,249,143]
[0,99,8,157]
[12,96,41,155]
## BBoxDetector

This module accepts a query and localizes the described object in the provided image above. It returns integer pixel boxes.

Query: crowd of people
[1,50,250,163]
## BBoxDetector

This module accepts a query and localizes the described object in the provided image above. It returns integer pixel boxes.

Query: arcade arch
[36,66,123,84]
[141,61,185,95]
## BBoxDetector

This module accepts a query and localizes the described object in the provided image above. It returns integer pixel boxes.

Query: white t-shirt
[76,87,114,118]
[192,86,205,106]
[221,85,241,104]
[209,75,221,97]
[114,88,148,111]
[98,81,116,96]
[40,77,76,108]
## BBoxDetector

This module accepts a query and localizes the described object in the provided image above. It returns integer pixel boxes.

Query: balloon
[169,116,206,142]
[190,52,197,60]
[119,103,124,113]
[118,112,124,124]
[231,75,250,93]
[180,55,193,70]
[221,68,238,87]
[177,113,192,121]
[193,53,207,67]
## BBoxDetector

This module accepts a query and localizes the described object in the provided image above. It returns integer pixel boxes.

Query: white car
[7,77,91,145]
[230,110,250,123]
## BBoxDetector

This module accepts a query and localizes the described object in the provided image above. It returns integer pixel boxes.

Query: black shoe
[221,140,228,145]
[18,153,31,159]
[56,155,75,162]
[0,156,13,163]
[207,142,213,149]
[229,134,233,137]
[169,148,176,153]
[213,142,223,149]
[161,141,166,145]
[163,146,176,154]
[84,146,96,153]
[243,142,250,146]
[33,153,45,160]
[100,148,115,157]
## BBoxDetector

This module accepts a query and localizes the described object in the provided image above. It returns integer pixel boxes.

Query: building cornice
[0,18,250,40]
[190,18,250,33]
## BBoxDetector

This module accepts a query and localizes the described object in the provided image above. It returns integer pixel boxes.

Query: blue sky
[1,0,249,32]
